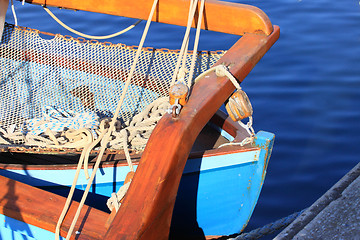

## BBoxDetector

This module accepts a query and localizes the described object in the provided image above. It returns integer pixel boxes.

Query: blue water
[3,0,360,237]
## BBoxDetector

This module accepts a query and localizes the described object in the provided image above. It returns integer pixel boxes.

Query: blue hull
[0,131,274,238]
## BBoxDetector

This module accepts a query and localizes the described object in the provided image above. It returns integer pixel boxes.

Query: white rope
[108,97,169,150]
[104,97,169,212]
[121,129,134,172]
[177,0,194,83]
[106,180,131,212]
[178,40,189,82]
[187,0,205,88]
[168,0,205,118]
[0,135,10,144]
[0,124,24,144]
[170,0,199,86]
[43,7,142,40]
[218,116,255,148]
[193,65,256,148]
[25,106,99,136]
[184,0,199,78]
[0,98,169,151]
[10,0,17,26]
[194,64,242,90]
[59,0,159,238]
[54,118,111,239]
[54,139,96,239]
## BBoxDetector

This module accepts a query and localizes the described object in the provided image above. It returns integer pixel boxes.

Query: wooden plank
[105,26,280,240]
[0,175,109,239]
[23,0,273,36]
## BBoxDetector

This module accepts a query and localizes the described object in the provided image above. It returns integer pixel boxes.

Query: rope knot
[215,65,228,77]
[106,181,132,212]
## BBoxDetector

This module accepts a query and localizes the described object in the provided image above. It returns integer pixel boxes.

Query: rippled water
[4,0,360,236]
[240,0,360,232]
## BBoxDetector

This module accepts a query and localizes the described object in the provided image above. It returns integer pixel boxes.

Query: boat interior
[0,110,252,168]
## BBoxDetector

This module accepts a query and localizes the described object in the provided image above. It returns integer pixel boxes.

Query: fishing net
[0,23,225,151]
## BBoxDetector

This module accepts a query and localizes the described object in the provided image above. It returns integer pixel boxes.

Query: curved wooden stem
[105,26,280,240]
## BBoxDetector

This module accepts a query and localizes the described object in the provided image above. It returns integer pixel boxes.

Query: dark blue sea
[4,0,360,237]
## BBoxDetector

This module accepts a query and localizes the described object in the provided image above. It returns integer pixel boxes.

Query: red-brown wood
[105,26,280,240]
[0,175,108,239]
[24,0,273,36]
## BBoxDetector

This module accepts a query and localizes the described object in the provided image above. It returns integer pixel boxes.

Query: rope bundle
[0,99,169,151]
[109,97,169,150]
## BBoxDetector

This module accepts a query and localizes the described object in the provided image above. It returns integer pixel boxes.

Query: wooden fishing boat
[0,0,279,239]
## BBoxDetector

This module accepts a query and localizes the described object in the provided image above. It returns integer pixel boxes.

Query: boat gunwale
[0,146,260,170]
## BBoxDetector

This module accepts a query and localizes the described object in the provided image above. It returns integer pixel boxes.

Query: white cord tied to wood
[106,180,132,212]
[194,64,256,147]
[105,97,169,211]
[167,0,205,118]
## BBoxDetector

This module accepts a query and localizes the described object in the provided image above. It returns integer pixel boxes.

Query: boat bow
[105,26,280,239]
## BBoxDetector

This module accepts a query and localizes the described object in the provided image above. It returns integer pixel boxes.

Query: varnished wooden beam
[0,175,108,239]
[105,26,280,240]
[24,0,273,36]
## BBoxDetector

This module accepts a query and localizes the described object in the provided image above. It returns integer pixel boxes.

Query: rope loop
[190,65,256,148]
[43,7,142,40]
[215,64,228,78]
[106,181,132,212]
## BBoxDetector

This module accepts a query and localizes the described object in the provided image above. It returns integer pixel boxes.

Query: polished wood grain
[24,0,273,35]
[105,26,280,240]
[0,175,108,239]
